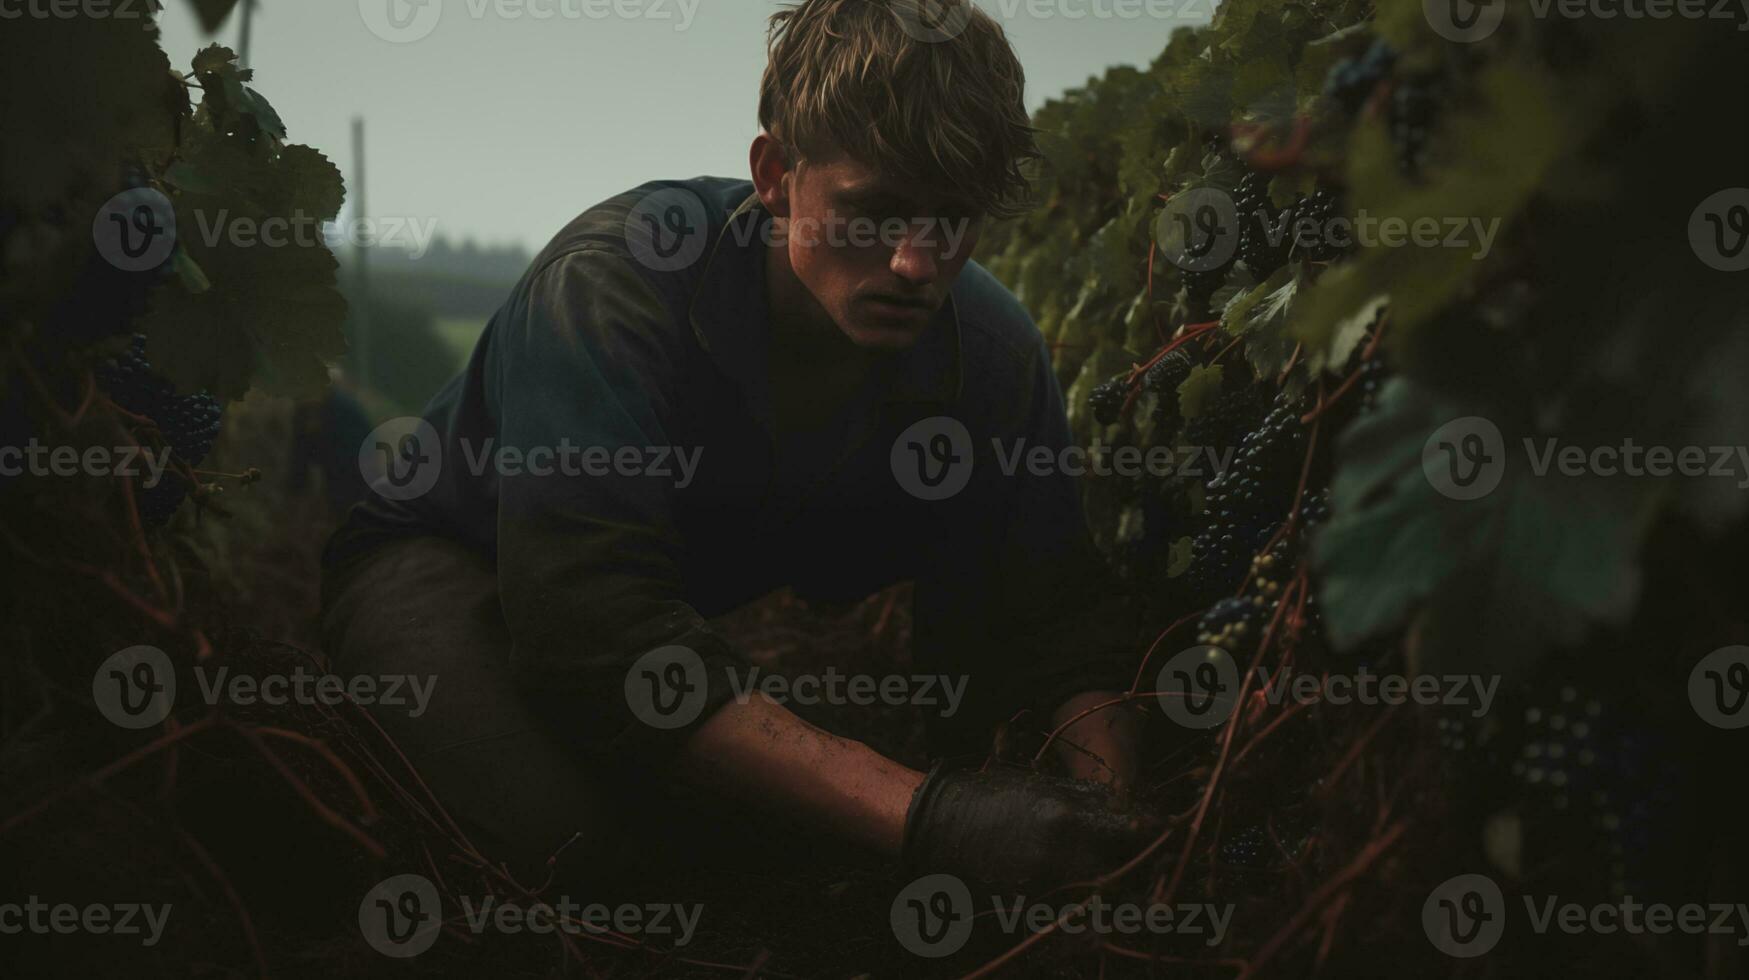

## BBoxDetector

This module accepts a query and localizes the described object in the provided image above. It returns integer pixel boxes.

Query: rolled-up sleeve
[489,246,745,764]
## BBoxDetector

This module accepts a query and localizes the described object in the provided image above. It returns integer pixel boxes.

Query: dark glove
[901,760,1155,889]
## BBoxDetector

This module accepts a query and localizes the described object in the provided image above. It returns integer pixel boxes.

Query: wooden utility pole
[352,116,371,389]
[238,0,256,70]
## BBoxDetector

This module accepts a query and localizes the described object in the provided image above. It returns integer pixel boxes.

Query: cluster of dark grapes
[1184,390,1305,601]
[94,335,223,524]
[1389,75,1442,177]
[1218,819,1312,871]
[1217,821,1270,868]
[1089,373,1130,426]
[1451,684,1686,902]
[1182,383,1265,459]
[1323,40,1398,114]
[1292,188,1347,264]
[1143,348,1196,424]
[1181,265,1230,318]
[1298,487,1332,528]
[1234,170,1291,278]
[1197,594,1268,652]
[46,164,179,346]
[1357,357,1389,411]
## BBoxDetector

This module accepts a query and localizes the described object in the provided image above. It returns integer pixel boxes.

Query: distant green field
[434,317,486,369]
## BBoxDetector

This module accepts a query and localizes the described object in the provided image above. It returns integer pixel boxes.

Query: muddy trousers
[319,533,809,896]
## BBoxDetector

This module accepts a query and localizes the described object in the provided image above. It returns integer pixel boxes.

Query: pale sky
[155,0,1208,253]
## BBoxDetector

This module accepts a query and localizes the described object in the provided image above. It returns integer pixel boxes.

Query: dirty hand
[901,763,1155,888]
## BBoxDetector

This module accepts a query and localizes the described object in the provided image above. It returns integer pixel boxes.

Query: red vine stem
[1300,312,1389,426]
[236,727,387,859]
[1159,575,1302,909]
[0,714,219,836]
[1236,821,1407,979]
[250,725,381,823]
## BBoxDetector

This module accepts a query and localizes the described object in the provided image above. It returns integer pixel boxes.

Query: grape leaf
[0,14,177,212]
[1312,376,1646,684]
[1176,364,1225,420]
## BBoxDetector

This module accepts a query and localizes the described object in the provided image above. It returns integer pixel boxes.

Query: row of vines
[1,0,1745,976]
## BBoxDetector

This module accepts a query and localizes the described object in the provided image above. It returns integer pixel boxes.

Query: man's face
[778,150,984,352]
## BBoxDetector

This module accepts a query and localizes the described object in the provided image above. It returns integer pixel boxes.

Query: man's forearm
[674,694,925,855]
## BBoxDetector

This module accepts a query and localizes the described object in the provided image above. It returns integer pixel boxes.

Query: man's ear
[750,133,792,219]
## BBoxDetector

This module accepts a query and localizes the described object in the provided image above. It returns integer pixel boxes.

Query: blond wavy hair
[758,0,1042,219]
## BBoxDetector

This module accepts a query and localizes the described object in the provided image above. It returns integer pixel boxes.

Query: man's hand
[902,764,1154,888]
[1050,690,1141,792]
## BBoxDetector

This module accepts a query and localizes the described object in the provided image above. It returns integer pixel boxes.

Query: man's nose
[890,229,940,286]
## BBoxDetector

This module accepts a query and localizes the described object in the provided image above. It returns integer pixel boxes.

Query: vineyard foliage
[980,0,1749,684]
[1,12,346,405]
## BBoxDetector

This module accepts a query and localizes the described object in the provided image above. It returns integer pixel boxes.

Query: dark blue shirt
[326,177,1135,761]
